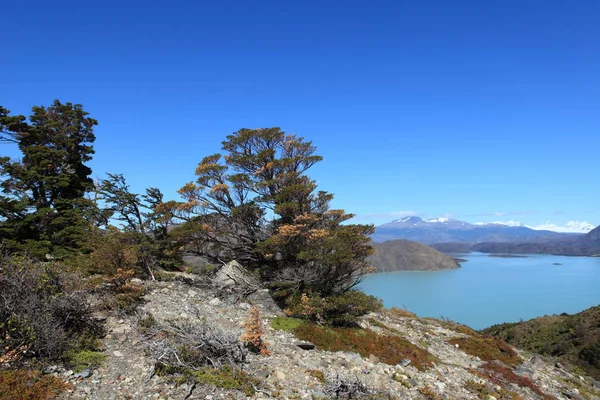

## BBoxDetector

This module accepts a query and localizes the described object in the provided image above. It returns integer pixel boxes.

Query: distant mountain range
[474,220,595,233]
[371,216,579,244]
[471,225,600,256]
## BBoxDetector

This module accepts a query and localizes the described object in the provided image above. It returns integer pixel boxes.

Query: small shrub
[284,291,382,327]
[140,317,246,369]
[66,350,107,372]
[293,324,439,371]
[321,291,383,326]
[447,335,521,367]
[0,256,102,364]
[113,283,146,315]
[388,307,417,318]
[240,306,270,355]
[0,369,71,400]
[463,379,492,399]
[307,369,326,383]
[418,384,442,400]
[137,314,157,334]
[270,317,305,332]
[324,373,395,399]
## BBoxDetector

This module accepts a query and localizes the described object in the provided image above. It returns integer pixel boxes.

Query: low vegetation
[0,256,102,366]
[483,306,600,379]
[186,366,258,396]
[293,324,440,371]
[447,335,521,367]
[0,369,71,400]
[270,316,304,332]
[463,378,524,400]
[66,350,107,372]
[474,361,554,400]
[282,290,382,327]
[240,305,271,355]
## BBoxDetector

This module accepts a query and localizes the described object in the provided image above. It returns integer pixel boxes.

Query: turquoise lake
[358,253,600,330]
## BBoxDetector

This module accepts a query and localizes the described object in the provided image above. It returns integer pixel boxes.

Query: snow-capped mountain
[528,221,595,234]
[474,220,525,227]
[373,216,585,244]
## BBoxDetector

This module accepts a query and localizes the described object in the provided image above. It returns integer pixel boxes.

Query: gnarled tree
[173,128,374,296]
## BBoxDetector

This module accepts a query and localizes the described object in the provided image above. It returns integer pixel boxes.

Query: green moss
[293,324,440,371]
[67,350,107,372]
[155,364,258,396]
[187,366,257,396]
[270,316,305,332]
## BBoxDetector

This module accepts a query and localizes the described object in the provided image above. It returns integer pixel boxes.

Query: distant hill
[369,239,460,272]
[372,216,575,245]
[482,305,600,379]
[472,226,600,256]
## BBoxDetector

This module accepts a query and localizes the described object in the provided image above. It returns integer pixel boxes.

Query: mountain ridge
[372,216,581,244]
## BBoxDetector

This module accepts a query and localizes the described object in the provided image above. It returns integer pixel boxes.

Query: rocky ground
[52,265,600,400]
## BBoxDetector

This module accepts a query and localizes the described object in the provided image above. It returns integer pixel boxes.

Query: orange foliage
[240,306,271,356]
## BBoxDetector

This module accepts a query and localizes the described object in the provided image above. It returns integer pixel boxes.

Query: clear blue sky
[2,0,598,227]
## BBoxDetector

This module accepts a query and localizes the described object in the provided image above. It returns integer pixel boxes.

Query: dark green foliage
[0,101,97,257]
[283,291,382,327]
[580,341,600,369]
[0,256,102,363]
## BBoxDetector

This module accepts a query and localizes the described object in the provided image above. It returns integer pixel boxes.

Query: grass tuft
[66,350,107,372]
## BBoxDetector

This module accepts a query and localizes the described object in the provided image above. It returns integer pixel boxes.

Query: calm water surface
[359,253,600,330]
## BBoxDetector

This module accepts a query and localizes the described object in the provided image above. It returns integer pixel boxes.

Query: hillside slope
[370,239,461,272]
[56,271,599,399]
[483,305,600,380]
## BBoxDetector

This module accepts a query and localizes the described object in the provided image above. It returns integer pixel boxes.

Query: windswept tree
[97,173,180,278]
[173,128,374,296]
[0,101,97,257]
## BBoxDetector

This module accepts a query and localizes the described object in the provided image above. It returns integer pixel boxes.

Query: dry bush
[0,256,101,364]
[325,373,396,399]
[139,313,247,370]
[388,307,417,318]
[240,306,270,355]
